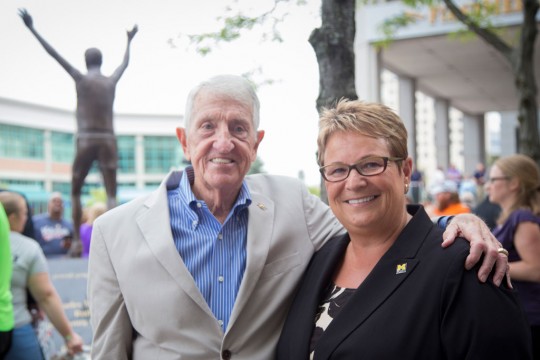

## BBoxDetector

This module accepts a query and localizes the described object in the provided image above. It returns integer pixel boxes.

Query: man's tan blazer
[88,170,343,359]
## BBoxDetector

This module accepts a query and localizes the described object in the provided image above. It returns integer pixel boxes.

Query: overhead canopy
[381,25,540,115]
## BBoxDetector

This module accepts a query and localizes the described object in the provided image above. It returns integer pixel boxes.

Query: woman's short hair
[317,98,408,167]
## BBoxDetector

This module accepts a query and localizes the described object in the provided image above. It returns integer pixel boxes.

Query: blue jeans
[4,323,44,360]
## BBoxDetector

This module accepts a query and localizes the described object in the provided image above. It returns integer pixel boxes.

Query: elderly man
[88,75,508,359]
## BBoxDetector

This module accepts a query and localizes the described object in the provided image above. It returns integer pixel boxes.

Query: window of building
[118,135,136,174]
[52,181,102,198]
[0,180,48,215]
[51,131,75,163]
[0,179,44,188]
[144,136,184,174]
[0,124,44,160]
[118,182,136,191]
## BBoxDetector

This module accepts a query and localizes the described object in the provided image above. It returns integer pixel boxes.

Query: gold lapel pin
[257,203,266,210]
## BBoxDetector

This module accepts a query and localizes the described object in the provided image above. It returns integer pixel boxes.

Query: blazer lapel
[136,172,214,317]
[290,234,351,359]
[315,206,433,359]
[226,191,275,330]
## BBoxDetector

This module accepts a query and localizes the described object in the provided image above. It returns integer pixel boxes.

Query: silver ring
[497,248,509,257]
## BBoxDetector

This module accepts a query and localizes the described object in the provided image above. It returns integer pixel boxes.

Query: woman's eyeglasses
[319,156,404,182]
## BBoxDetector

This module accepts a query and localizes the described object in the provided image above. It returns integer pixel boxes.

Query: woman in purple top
[488,154,540,359]
[79,203,107,258]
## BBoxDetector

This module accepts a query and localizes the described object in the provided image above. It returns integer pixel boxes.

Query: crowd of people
[0,191,103,359]
[1,74,539,359]
[406,161,505,227]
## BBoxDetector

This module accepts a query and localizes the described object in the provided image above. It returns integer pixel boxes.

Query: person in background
[473,183,501,231]
[487,153,540,359]
[0,190,42,349]
[0,192,83,359]
[409,166,423,203]
[459,174,478,207]
[0,190,35,240]
[446,163,462,188]
[474,162,487,200]
[430,180,471,217]
[88,74,508,359]
[431,166,446,187]
[277,99,531,359]
[0,204,14,358]
[32,193,73,258]
[79,202,107,258]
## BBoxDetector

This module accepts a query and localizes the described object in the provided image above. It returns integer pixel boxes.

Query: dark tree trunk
[309,0,358,202]
[513,0,540,165]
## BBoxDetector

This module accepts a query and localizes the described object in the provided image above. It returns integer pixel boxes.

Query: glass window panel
[118,135,136,174]
[51,131,75,163]
[0,124,44,160]
[144,136,184,174]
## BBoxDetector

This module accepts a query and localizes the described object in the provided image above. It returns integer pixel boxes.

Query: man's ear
[176,127,190,160]
[254,130,265,150]
[251,130,265,161]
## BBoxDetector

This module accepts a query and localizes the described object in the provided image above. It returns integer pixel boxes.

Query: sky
[0,0,325,186]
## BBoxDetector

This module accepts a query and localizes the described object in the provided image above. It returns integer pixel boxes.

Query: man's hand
[441,213,511,287]
[127,25,138,41]
[18,8,34,29]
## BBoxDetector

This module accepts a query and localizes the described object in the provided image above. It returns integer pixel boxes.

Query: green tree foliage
[248,156,266,175]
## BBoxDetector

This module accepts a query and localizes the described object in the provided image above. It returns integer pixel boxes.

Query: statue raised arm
[19,8,82,80]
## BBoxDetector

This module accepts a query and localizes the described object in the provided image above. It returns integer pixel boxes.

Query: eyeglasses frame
[488,176,510,183]
[319,156,405,182]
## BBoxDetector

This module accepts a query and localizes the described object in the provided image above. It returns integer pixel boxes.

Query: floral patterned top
[310,284,356,359]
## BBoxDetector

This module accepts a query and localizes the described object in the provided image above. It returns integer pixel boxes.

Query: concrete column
[355,11,381,102]
[434,98,450,170]
[135,134,145,190]
[499,111,519,156]
[397,75,417,161]
[461,113,484,175]
[43,130,52,192]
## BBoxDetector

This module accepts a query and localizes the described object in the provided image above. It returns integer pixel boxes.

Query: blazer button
[222,349,232,360]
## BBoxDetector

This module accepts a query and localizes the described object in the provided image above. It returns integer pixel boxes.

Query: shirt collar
[177,166,252,214]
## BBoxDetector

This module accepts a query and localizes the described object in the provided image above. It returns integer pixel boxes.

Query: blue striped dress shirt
[167,167,251,331]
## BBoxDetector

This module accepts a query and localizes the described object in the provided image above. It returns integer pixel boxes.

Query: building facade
[0,97,185,214]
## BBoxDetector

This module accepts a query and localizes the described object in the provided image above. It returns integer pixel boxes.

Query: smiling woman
[487,153,540,359]
[277,99,533,360]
